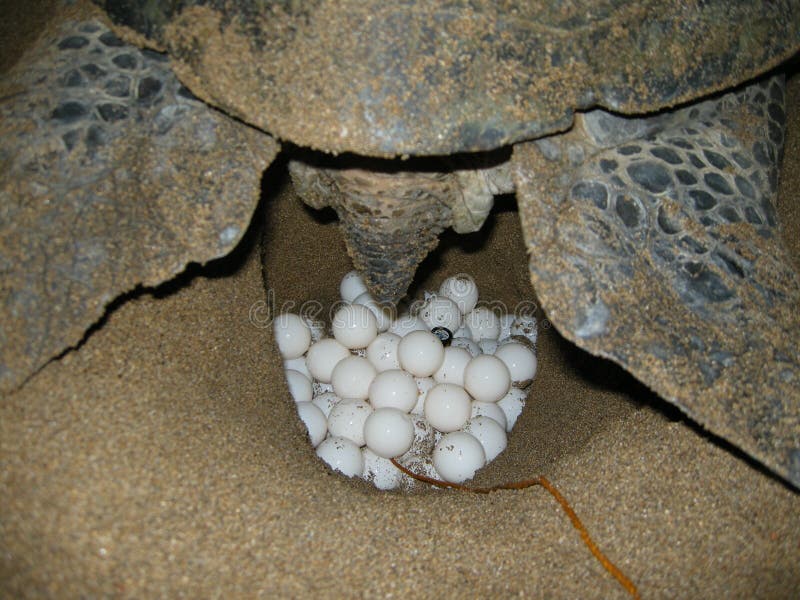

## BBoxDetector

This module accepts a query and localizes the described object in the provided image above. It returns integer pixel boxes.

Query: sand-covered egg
[432,431,486,484]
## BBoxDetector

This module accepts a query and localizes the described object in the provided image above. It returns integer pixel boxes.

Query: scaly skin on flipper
[512,76,800,486]
[0,17,278,391]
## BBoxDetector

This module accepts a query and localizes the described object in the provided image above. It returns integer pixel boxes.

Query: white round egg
[494,342,538,385]
[398,330,445,377]
[464,306,501,342]
[463,354,511,403]
[418,295,463,333]
[295,401,327,447]
[274,313,311,359]
[363,407,415,458]
[311,391,342,417]
[316,436,364,477]
[327,400,373,446]
[332,304,378,349]
[451,336,481,357]
[353,292,393,332]
[284,369,313,403]
[368,369,418,412]
[330,356,377,400]
[470,400,508,431]
[306,338,351,383]
[340,270,369,303]
[362,448,403,490]
[433,346,472,386]
[366,332,402,372]
[497,388,527,432]
[463,416,507,463]
[439,274,479,315]
[388,314,428,337]
[432,431,486,483]
[424,383,472,433]
[283,356,311,380]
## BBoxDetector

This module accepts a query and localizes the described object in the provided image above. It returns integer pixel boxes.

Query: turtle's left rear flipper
[0,15,278,392]
[512,75,800,488]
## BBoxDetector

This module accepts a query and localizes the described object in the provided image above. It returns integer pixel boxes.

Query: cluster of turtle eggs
[275,272,538,489]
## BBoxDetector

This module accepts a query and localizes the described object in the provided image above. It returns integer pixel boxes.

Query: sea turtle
[2,1,800,488]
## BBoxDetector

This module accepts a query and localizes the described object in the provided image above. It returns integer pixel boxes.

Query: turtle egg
[316,436,364,477]
[388,314,428,338]
[368,369,418,412]
[295,401,327,447]
[313,381,334,397]
[510,314,538,347]
[424,383,472,432]
[463,416,507,463]
[406,413,436,456]
[285,369,313,403]
[303,316,327,343]
[463,354,511,403]
[340,270,369,303]
[478,339,498,355]
[498,313,515,341]
[332,304,378,349]
[470,400,508,431]
[362,448,403,490]
[330,356,377,400]
[465,307,501,342]
[439,274,479,315]
[433,346,472,386]
[311,391,342,417]
[366,332,402,372]
[364,407,415,458]
[398,330,445,377]
[274,312,311,359]
[418,295,463,333]
[497,388,527,432]
[432,431,486,483]
[306,338,351,383]
[451,336,481,357]
[284,356,311,380]
[353,292,393,332]
[494,342,538,385]
[327,400,373,446]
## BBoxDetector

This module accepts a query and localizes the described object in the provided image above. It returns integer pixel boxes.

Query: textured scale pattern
[0,20,277,391]
[513,76,800,486]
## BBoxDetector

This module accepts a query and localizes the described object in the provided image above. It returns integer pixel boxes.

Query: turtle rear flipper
[0,17,278,392]
[513,76,800,487]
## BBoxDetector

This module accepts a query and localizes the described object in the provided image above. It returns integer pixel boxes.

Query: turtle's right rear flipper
[512,75,800,488]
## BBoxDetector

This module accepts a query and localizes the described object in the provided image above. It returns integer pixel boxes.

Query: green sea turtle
[1,1,799,488]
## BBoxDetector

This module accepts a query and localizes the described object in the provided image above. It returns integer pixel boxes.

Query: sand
[2,8,799,600]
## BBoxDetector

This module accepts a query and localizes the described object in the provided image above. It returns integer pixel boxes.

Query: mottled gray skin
[3,2,800,488]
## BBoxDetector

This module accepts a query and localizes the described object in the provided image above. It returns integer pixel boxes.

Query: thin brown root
[391,459,641,600]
